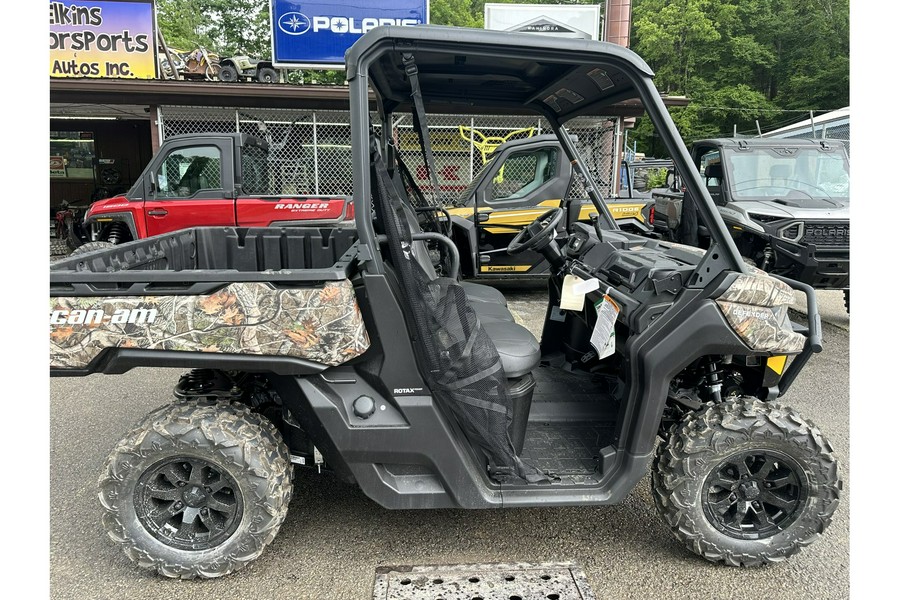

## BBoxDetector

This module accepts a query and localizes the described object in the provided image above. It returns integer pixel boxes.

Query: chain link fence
[159,106,621,199]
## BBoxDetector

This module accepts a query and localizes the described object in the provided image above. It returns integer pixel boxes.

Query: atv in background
[652,137,849,311]
[217,56,281,83]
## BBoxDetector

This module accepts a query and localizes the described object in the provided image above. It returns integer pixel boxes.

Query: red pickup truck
[77,133,353,249]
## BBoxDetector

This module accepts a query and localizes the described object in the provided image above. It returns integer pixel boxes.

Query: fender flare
[83,212,139,242]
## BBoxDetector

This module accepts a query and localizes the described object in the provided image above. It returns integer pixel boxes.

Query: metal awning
[50,77,687,118]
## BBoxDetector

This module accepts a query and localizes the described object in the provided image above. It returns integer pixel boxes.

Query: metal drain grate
[373,561,596,600]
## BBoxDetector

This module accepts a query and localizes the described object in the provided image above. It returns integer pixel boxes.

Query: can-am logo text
[278,11,420,36]
[50,308,158,326]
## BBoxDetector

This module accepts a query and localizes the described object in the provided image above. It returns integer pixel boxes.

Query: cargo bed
[50,227,369,377]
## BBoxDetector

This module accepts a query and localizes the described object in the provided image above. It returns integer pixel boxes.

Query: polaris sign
[271,0,429,69]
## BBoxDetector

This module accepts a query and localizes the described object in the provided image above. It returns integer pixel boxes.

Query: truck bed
[50,227,368,376]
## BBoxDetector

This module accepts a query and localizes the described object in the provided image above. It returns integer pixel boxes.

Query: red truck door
[142,138,236,237]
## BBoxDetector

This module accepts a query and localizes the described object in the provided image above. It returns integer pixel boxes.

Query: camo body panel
[716,301,805,354]
[49,280,369,369]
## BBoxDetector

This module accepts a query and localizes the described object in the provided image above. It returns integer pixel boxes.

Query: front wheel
[218,64,239,82]
[98,399,293,579]
[68,240,116,257]
[652,397,840,567]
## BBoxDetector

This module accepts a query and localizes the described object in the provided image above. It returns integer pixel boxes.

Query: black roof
[345,25,656,122]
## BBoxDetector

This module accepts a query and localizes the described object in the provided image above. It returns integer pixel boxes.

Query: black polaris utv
[49,26,840,579]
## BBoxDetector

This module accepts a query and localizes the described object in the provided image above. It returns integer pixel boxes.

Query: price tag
[590,293,620,359]
[560,274,586,311]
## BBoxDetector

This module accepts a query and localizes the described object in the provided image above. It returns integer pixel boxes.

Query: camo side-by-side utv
[49,26,841,579]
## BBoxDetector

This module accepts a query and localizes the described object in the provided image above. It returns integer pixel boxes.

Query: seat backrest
[704,162,724,205]
[769,164,791,180]
[400,202,440,279]
[704,163,723,182]
[390,170,439,280]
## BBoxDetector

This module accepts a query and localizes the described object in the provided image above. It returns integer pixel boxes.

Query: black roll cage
[345,25,747,286]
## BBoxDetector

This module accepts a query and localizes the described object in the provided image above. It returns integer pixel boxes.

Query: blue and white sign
[271,0,429,69]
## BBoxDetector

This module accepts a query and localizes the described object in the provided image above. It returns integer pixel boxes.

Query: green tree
[431,0,482,28]
[156,0,269,56]
[199,0,271,57]
[776,0,849,110]
[155,0,216,51]
[630,0,848,154]
[632,0,721,96]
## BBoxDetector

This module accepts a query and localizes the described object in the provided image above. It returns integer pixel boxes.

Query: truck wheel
[257,67,278,83]
[98,399,293,579]
[652,397,840,567]
[69,241,116,257]
[219,64,238,82]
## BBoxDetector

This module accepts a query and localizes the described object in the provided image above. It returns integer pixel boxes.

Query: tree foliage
[156,0,602,59]
[156,0,269,56]
[155,0,848,154]
[631,0,849,154]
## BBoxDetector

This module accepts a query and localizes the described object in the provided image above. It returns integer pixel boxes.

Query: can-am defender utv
[49,26,840,579]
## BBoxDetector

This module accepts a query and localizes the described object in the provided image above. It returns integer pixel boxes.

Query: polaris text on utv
[49,25,840,579]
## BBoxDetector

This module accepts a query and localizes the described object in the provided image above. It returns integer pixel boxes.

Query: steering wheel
[507,207,564,255]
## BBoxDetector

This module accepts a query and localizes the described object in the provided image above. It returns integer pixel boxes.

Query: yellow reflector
[767,355,787,375]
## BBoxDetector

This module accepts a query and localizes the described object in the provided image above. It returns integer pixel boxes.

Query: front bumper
[768,275,823,398]
[769,237,849,289]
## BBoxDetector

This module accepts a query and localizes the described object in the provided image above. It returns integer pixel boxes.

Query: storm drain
[373,561,596,600]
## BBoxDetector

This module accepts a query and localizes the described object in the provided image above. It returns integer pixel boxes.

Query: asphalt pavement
[49,291,850,600]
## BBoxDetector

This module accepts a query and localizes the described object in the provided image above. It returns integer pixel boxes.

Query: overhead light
[53,115,117,120]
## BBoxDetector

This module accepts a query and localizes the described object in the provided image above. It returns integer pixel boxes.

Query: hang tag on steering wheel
[590,293,620,359]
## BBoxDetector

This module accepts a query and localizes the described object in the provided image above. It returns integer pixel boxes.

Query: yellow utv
[438,134,655,277]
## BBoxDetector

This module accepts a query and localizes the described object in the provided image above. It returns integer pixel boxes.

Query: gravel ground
[48,285,850,600]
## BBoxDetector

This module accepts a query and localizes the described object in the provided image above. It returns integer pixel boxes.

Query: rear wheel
[652,397,840,566]
[98,399,293,579]
[257,67,278,83]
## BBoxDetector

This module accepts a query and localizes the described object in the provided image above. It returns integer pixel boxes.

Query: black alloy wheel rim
[702,450,808,540]
[135,457,243,551]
